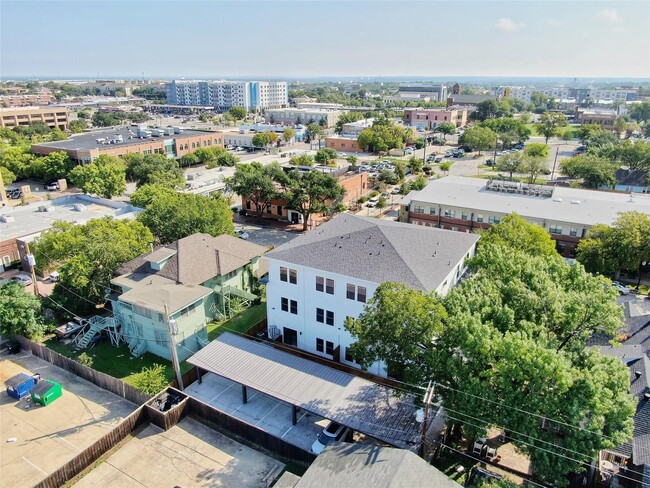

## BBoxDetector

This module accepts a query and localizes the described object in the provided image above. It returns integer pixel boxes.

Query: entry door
[283,327,298,347]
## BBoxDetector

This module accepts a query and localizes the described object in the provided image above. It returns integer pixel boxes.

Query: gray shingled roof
[187,333,422,449]
[265,215,479,292]
[117,233,267,285]
[293,443,461,488]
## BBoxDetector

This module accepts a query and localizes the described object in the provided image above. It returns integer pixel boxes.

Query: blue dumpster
[5,373,41,400]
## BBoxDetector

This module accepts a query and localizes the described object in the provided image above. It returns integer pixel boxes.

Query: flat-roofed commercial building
[1,107,68,130]
[403,107,469,129]
[399,176,650,257]
[31,126,223,165]
[265,108,343,128]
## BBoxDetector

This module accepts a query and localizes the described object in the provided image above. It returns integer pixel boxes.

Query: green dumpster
[30,380,62,406]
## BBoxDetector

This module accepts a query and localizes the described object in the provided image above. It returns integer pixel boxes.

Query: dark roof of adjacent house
[289,443,461,488]
[117,233,267,285]
[607,355,650,462]
[615,169,649,188]
[265,215,479,292]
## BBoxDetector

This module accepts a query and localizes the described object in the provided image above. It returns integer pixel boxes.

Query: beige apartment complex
[0,107,69,130]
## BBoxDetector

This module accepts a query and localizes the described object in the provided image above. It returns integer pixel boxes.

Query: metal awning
[187,332,422,449]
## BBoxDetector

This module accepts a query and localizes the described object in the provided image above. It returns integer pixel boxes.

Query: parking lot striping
[280,410,310,439]
[54,434,79,451]
[230,391,259,414]
[22,457,48,475]
[208,381,235,403]
[255,401,283,426]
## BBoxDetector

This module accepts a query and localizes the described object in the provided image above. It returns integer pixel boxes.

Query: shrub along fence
[15,336,151,405]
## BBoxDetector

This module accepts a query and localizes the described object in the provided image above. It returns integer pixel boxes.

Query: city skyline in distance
[1,0,649,79]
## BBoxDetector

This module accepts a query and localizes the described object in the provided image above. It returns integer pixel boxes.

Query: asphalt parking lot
[185,372,328,452]
[0,352,137,488]
[236,224,301,249]
[74,417,284,488]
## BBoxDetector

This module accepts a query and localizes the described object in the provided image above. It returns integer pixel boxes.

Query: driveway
[235,224,301,249]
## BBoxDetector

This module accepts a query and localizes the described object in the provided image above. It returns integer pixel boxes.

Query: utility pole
[164,302,184,390]
[550,145,560,180]
[422,128,428,165]
[419,380,434,457]
[24,241,39,297]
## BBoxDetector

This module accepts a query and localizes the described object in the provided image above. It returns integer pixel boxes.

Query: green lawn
[43,338,182,385]
[207,302,267,340]
[524,123,581,139]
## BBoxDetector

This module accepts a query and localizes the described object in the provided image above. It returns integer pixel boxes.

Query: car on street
[486,159,495,166]
[235,146,244,151]
[6,188,22,199]
[45,181,60,191]
[10,274,33,286]
[404,147,414,155]
[366,196,380,207]
[311,421,350,455]
[434,155,443,163]
[513,143,525,150]
[453,150,465,158]
[611,281,630,295]
[234,228,250,240]
[444,150,454,157]
[391,187,401,195]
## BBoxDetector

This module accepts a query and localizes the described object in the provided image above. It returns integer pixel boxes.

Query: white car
[366,196,380,208]
[611,281,630,295]
[404,148,414,155]
[235,146,244,151]
[234,229,250,240]
[311,421,350,455]
[11,274,33,286]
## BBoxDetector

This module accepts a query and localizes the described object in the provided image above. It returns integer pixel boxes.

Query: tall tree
[535,112,568,144]
[560,154,617,188]
[345,282,447,383]
[137,192,234,244]
[495,152,524,179]
[479,214,557,257]
[226,162,284,219]
[436,122,456,142]
[577,211,650,282]
[461,126,496,155]
[523,142,549,158]
[282,127,296,145]
[251,132,269,149]
[520,155,547,183]
[123,153,183,188]
[41,151,73,182]
[314,148,338,165]
[228,106,247,120]
[0,282,44,338]
[33,217,154,316]
[284,170,345,231]
[69,154,126,199]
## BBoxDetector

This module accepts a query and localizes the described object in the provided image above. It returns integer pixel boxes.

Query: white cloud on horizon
[495,17,526,32]
[594,8,623,25]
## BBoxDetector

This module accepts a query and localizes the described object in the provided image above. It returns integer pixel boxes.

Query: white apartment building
[264,108,343,127]
[166,80,288,111]
[500,86,638,104]
[264,215,479,377]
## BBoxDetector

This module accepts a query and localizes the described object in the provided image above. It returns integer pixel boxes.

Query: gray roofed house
[109,233,268,361]
[264,214,479,378]
[265,214,479,293]
[277,443,461,488]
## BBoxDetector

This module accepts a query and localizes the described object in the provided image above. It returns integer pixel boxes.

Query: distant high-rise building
[166,80,288,111]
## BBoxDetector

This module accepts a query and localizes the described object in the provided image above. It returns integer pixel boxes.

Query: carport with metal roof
[187,332,422,450]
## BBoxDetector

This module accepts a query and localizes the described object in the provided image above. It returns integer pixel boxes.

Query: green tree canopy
[560,154,617,188]
[123,153,183,188]
[0,282,45,338]
[481,118,531,147]
[523,142,549,158]
[226,162,285,219]
[436,122,456,140]
[69,154,126,199]
[535,112,568,144]
[137,192,234,244]
[251,132,269,148]
[41,151,73,182]
[314,148,338,165]
[283,127,296,144]
[334,112,365,134]
[33,217,154,316]
[460,126,496,155]
[68,119,87,133]
[284,169,345,231]
[357,119,413,153]
[479,214,558,257]
[495,152,524,179]
[577,211,650,281]
[228,106,247,120]
[345,282,447,384]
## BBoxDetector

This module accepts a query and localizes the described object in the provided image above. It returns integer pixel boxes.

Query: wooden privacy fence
[34,406,148,488]
[15,336,151,405]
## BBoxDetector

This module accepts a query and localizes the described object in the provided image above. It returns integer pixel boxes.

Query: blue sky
[1,1,649,79]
